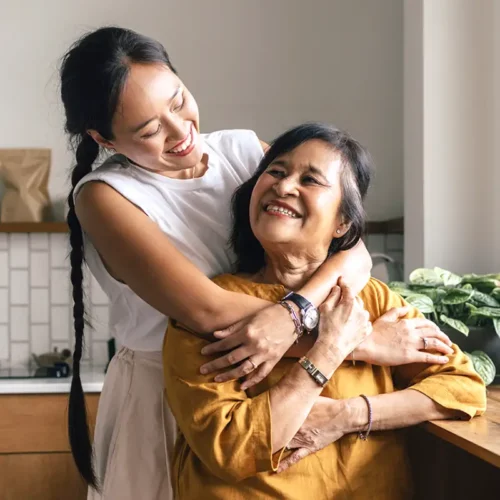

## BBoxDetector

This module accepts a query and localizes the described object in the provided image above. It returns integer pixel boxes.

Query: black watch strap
[283,291,312,312]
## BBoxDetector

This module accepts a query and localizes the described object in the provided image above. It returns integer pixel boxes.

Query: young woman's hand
[355,307,453,366]
[200,303,297,389]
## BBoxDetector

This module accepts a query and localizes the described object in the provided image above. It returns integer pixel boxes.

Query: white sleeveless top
[74,129,263,351]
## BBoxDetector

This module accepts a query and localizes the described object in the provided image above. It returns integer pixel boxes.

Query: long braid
[67,134,99,489]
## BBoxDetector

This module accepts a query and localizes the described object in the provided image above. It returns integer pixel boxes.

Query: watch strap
[283,291,312,312]
[298,356,329,387]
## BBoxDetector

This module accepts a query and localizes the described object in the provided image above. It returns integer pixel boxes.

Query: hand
[277,397,348,473]
[317,278,372,358]
[200,303,297,389]
[356,306,453,366]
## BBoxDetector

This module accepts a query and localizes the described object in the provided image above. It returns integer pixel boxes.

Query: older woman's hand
[277,396,347,473]
[355,306,453,366]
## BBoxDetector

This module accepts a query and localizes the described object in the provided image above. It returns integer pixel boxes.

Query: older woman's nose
[272,177,299,197]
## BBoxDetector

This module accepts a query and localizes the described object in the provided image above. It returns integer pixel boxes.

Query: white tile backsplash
[0,233,109,365]
[50,268,70,305]
[51,305,70,342]
[30,288,50,323]
[10,306,29,341]
[9,234,29,268]
[0,325,9,361]
[10,342,30,366]
[50,234,69,268]
[30,233,49,250]
[10,270,29,305]
[30,251,50,287]
[31,324,50,355]
[0,289,8,323]
[0,251,9,287]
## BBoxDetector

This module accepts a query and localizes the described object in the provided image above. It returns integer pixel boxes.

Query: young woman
[60,27,453,500]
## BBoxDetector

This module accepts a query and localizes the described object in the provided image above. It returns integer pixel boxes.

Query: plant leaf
[493,318,500,339]
[434,267,462,286]
[405,294,435,314]
[468,306,500,319]
[441,288,474,305]
[472,290,500,308]
[461,283,473,291]
[468,350,496,386]
[439,314,469,335]
[417,287,447,304]
[491,288,500,301]
[409,268,443,287]
[388,281,409,290]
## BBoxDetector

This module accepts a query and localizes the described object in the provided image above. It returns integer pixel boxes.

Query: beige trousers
[87,347,176,500]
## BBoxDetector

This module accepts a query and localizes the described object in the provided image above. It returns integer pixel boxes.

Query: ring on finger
[422,337,429,350]
[248,358,257,370]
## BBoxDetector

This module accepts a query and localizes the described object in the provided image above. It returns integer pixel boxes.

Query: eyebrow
[271,159,329,183]
[129,86,182,133]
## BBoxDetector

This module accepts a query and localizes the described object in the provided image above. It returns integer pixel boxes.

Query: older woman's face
[250,139,345,254]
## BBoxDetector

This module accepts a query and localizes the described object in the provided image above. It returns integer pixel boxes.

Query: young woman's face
[106,63,203,177]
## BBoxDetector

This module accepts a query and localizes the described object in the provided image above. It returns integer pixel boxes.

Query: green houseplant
[388,267,499,386]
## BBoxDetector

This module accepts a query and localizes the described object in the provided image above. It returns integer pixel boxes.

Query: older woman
[163,123,486,499]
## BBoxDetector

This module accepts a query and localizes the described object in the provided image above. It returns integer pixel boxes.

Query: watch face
[303,308,319,330]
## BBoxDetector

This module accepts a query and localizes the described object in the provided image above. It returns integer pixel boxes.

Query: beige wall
[0,0,403,220]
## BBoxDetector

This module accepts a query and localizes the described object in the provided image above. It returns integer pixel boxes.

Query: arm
[164,283,370,481]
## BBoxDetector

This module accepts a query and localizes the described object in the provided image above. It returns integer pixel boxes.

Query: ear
[87,130,114,150]
[334,221,351,238]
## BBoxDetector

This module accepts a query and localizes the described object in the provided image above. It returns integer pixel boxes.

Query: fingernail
[201,347,208,355]
[214,376,222,382]
[200,366,207,374]
[442,357,449,362]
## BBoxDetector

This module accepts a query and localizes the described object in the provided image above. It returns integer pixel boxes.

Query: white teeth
[168,128,193,154]
[265,204,299,218]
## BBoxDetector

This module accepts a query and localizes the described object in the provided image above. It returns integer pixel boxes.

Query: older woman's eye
[267,169,286,178]
[303,175,320,185]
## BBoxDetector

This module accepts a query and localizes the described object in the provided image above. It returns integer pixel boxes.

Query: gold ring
[249,359,257,370]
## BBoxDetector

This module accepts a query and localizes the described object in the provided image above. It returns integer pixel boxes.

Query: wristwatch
[282,291,320,332]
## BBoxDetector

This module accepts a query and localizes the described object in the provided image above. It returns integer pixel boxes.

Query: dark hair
[60,26,176,489]
[230,122,373,274]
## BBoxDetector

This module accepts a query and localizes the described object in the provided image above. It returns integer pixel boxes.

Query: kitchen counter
[0,367,105,394]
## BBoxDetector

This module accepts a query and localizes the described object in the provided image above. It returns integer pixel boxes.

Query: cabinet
[0,393,99,500]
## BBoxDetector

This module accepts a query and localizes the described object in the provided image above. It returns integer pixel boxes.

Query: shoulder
[359,278,411,319]
[212,274,285,302]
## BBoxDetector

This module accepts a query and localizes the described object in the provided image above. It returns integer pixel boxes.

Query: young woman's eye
[173,93,185,112]
[141,124,161,139]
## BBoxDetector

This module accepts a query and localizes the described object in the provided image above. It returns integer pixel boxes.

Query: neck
[255,249,327,291]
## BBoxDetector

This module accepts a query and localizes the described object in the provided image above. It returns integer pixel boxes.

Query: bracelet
[279,301,304,341]
[358,394,372,440]
[298,356,329,387]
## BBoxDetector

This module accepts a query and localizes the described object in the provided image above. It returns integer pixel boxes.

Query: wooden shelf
[0,222,68,233]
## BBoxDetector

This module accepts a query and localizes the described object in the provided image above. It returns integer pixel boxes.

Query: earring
[336,229,341,234]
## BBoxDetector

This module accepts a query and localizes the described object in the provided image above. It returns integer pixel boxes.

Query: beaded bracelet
[358,394,372,441]
[279,300,303,341]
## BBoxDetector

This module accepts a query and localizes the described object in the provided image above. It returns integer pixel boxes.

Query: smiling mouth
[165,124,195,156]
[264,203,301,218]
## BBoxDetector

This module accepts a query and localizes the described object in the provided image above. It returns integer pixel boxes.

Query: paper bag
[0,149,52,222]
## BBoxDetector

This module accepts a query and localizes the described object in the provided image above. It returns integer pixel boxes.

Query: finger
[213,320,244,339]
[277,448,311,473]
[338,277,354,303]
[241,363,270,390]
[379,306,411,321]
[201,334,244,355]
[213,359,258,383]
[416,352,449,365]
[415,324,452,346]
[410,318,440,330]
[200,346,250,375]
[419,337,454,355]
[323,285,341,308]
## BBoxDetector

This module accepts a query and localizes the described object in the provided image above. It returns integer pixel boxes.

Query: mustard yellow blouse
[164,276,486,500]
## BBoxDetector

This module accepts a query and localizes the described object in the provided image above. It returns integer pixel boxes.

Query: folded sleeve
[370,279,487,419]
[163,320,276,483]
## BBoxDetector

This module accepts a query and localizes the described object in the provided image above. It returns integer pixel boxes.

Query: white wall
[404,0,499,276]
[0,0,403,221]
